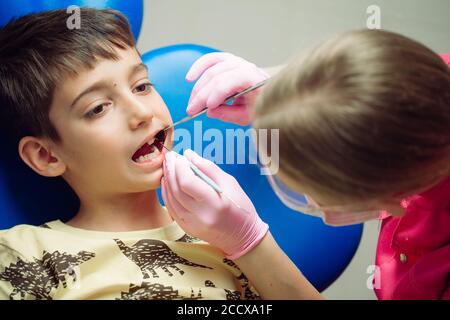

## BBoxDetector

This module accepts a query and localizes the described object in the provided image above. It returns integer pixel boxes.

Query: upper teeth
[147,138,155,146]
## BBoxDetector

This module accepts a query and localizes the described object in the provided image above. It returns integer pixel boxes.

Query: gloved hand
[161,149,269,259]
[186,52,269,126]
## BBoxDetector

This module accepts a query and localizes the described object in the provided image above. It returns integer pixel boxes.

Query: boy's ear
[18,136,66,177]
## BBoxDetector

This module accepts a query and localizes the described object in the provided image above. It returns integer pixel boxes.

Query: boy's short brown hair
[0,8,135,144]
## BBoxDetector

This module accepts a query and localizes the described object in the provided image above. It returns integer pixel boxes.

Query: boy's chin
[136,168,164,191]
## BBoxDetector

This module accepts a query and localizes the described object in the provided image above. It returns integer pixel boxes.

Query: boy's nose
[128,101,154,130]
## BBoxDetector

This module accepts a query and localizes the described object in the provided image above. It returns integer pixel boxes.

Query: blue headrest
[0,0,143,40]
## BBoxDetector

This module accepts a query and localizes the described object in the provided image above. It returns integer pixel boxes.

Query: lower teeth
[136,147,160,163]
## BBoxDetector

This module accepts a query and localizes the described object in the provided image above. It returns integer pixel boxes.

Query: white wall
[137,0,450,67]
[136,0,450,299]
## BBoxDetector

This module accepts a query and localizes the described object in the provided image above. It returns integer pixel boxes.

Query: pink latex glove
[161,149,269,259]
[186,52,269,126]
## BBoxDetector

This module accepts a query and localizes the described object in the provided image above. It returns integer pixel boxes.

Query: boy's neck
[66,190,173,232]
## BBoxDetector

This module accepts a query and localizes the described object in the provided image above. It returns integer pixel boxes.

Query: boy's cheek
[153,92,173,122]
[158,107,173,125]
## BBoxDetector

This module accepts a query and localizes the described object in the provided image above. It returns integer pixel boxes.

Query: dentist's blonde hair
[253,29,450,202]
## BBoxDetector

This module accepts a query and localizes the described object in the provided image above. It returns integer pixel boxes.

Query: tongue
[132,143,155,161]
[154,140,164,151]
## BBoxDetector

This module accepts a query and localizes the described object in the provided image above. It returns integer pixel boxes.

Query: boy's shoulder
[1,222,53,237]
[0,223,55,257]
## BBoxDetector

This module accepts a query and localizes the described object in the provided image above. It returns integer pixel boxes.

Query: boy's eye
[85,102,111,118]
[133,82,153,94]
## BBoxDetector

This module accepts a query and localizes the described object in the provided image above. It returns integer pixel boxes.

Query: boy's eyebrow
[70,80,110,109]
[132,63,148,75]
[69,63,149,109]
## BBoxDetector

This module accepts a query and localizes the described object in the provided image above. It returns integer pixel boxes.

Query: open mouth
[132,129,167,163]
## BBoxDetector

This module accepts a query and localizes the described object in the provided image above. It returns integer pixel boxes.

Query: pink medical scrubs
[442,53,450,67]
[373,54,450,300]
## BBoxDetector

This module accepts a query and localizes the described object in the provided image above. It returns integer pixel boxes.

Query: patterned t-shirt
[0,220,260,300]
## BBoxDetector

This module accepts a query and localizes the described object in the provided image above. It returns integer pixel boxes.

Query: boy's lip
[131,147,167,171]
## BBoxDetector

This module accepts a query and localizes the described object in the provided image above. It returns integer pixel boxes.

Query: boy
[0,8,261,300]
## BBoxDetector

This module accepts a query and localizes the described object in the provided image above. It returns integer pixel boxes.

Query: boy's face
[48,47,173,195]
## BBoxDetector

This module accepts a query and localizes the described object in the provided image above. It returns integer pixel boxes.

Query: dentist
[161,30,450,300]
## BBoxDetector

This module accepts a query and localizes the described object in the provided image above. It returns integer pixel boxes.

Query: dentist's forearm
[235,232,324,300]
